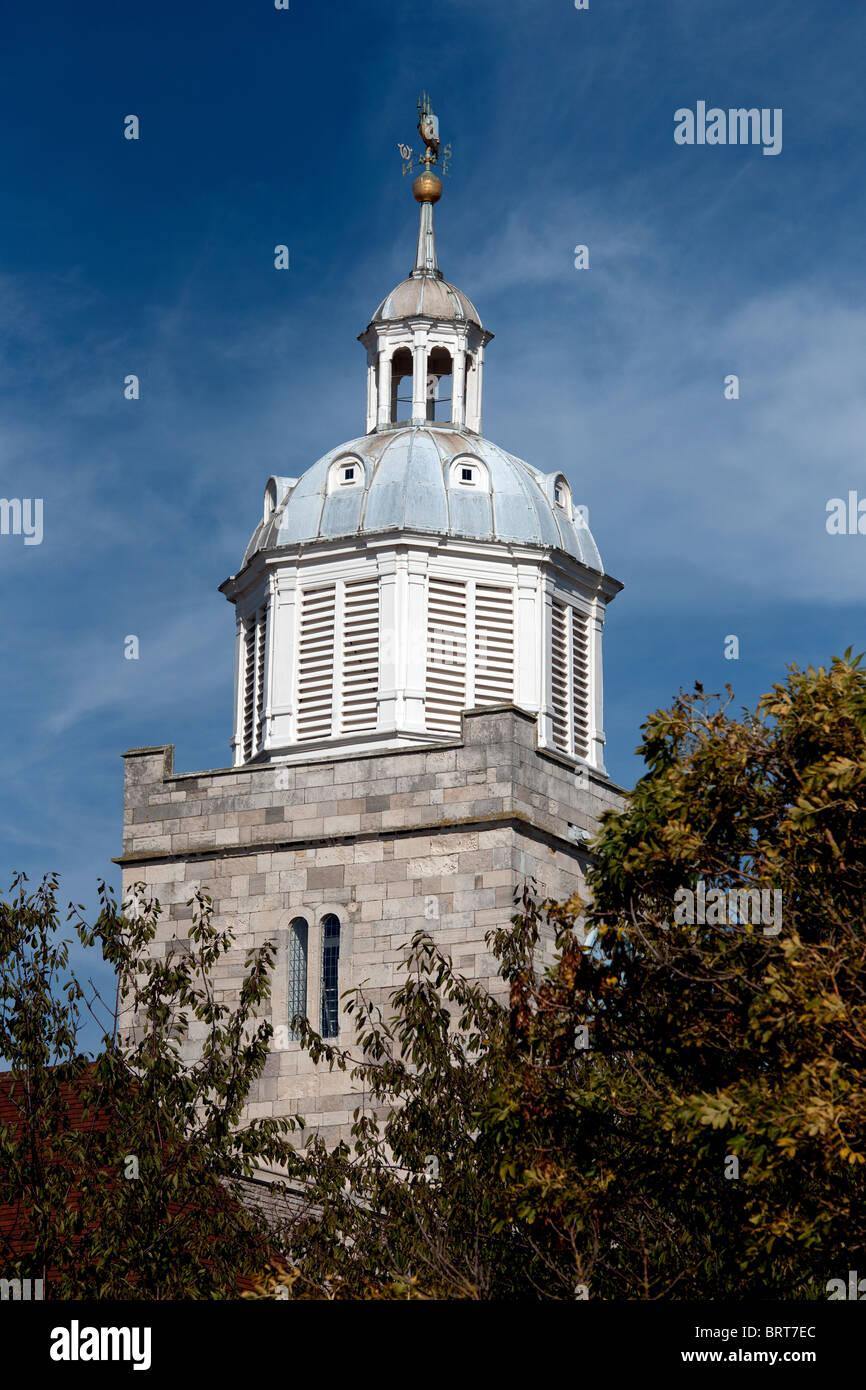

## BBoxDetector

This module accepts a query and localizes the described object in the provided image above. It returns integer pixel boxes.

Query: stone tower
[116,102,625,1148]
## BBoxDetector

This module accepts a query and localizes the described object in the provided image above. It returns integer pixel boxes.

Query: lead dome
[244,427,601,570]
[372,275,482,328]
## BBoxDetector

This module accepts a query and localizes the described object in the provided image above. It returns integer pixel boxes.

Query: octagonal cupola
[220,98,623,776]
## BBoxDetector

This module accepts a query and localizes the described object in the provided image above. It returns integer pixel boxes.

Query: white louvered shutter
[426,577,467,735]
[551,600,570,753]
[474,583,514,705]
[242,620,256,762]
[297,586,336,741]
[341,577,379,735]
[255,608,267,752]
[572,608,590,760]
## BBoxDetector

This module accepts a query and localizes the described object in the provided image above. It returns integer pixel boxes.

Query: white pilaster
[404,552,429,730]
[590,598,607,774]
[516,565,540,713]
[267,571,297,749]
[376,551,399,731]
[231,613,245,766]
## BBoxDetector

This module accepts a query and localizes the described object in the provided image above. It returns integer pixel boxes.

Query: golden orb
[413,171,442,204]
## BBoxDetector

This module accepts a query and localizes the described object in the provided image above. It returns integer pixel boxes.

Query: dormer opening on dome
[327,456,365,493]
[448,455,489,492]
[263,475,297,524]
[553,475,573,520]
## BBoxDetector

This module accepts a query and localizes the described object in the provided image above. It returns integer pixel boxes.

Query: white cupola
[219,101,623,775]
[358,186,491,435]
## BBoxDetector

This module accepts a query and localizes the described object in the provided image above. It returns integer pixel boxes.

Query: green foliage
[256,653,866,1299]
[0,877,298,1298]
[5,652,864,1300]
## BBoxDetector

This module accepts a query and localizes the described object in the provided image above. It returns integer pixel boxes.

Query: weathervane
[397,92,452,181]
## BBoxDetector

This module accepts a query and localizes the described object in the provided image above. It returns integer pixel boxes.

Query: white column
[590,598,607,774]
[412,332,428,424]
[451,343,466,427]
[267,571,297,749]
[377,551,399,731]
[465,355,479,432]
[515,565,540,713]
[472,345,486,434]
[366,356,377,433]
[377,353,392,429]
[404,552,428,730]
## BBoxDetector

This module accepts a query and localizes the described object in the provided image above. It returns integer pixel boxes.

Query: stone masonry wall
[116,706,625,1150]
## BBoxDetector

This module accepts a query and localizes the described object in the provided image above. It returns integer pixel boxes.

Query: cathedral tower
[117,100,625,1146]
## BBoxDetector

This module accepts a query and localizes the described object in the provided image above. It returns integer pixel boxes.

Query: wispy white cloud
[45,605,230,736]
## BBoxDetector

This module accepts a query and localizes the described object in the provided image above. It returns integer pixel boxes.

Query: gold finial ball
[413,170,442,204]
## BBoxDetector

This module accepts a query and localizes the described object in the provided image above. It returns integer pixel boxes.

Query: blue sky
[1,0,864,1007]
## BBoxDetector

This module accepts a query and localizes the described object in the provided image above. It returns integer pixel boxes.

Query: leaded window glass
[320,914,340,1039]
[288,917,308,1039]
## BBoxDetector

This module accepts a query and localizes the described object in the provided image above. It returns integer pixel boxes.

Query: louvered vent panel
[242,621,256,762]
[551,600,570,753]
[341,577,379,734]
[572,608,590,760]
[255,608,267,751]
[426,577,467,735]
[297,586,336,741]
[475,584,514,705]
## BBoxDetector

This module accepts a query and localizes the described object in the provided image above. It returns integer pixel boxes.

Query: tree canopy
[253,653,866,1299]
[3,652,864,1300]
[0,879,296,1298]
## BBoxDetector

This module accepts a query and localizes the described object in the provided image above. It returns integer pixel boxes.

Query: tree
[0,876,297,1298]
[251,653,866,1299]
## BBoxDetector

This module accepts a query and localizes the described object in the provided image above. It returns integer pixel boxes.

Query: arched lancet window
[320,914,341,1039]
[288,917,309,1039]
[427,347,452,422]
[390,347,413,423]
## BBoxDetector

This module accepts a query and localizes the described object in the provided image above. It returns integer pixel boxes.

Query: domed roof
[243,426,603,571]
[372,271,482,328]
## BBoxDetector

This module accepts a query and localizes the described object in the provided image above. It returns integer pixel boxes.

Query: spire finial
[396,94,452,277]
